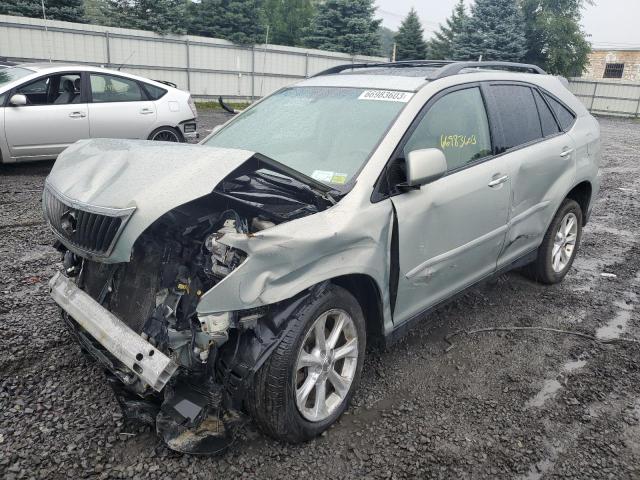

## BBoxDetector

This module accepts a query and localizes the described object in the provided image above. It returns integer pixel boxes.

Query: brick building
[584,49,640,81]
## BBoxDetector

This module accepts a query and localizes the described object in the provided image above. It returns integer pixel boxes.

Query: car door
[386,85,513,324]
[4,72,89,160]
[482,83,577,269]
[87,73,157,139]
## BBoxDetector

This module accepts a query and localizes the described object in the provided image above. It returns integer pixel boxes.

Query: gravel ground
[1,113,639,479]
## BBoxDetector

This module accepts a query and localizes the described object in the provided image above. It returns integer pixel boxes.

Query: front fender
[196,200,395,328]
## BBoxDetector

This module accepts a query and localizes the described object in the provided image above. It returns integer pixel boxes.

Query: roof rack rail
[312,60,546,80]
[312,60,455,77]
[429,61,546,79]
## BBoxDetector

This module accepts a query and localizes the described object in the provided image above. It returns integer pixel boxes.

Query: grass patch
[195,100,251,111]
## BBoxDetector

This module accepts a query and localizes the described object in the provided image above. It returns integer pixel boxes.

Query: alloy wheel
[151,129,180,142]
[294,309,359,422]
[551,212,578,273]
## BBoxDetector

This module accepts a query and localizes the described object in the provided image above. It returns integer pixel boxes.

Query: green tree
[427,0,467,60]
[303,0,381,56]
[263,0,315,46]
[103,0,188,34]
[521,0,592,76]
[394,8,426,61]
[0,0,85,23]
[188,0,265,44]
[83,0,108,25]
[452,0,526,62]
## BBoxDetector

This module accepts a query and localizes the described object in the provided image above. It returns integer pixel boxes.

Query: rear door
[483,83,577,268]
[387,85,513,324]
[87,73,156,139]
[4,72,89,160]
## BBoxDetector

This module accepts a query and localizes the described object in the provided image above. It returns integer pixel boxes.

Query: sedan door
[87,73,156,139]
[388,85,513,324]
[4,72,89,160]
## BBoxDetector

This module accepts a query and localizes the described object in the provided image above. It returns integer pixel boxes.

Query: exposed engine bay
[52,160,336,454]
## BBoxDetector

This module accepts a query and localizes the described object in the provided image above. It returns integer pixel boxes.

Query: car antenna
[116,51,135,71]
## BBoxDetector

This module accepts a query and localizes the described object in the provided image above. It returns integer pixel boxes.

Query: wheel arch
[565,181,592,226]
[331,273,385,348]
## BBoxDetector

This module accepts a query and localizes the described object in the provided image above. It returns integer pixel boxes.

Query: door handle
[68,112,86,118]
[488,175,509,188]
[560,148,574,158]
[140,108,154,115]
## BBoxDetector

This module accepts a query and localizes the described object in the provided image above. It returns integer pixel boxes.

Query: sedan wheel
[150,128,181,142]
[294,309,359,422]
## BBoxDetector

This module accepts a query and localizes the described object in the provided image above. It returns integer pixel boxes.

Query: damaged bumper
[49,271,178,391]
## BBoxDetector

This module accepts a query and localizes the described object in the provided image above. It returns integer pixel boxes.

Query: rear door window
[533,89,561,137]
[403,87,492,172]
[90,74,144,103]
[489,84,543,152]
[542,92,576,131]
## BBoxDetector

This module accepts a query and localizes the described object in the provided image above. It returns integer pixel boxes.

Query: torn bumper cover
[49,271,178,391]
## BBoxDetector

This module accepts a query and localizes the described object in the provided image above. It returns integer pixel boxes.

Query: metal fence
[568,77,640,118]
[0,14,386,100]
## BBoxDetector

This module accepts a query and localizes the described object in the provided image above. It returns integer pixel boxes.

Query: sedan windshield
[0,67,34,89]
[204,86,410,187]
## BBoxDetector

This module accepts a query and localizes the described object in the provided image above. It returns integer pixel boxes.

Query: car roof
[11,63,182,92]
[301,61,549,92]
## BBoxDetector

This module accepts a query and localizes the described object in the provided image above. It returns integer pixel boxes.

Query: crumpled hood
[45,138,255,262]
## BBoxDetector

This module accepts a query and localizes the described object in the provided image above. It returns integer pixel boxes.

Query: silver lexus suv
[43,61,601,454]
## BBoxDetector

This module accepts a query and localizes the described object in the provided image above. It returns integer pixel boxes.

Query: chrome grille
[42,184,134,257]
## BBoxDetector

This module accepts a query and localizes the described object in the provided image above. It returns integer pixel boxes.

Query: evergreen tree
[263,0,315,47]
[303,0,381,56]
[103,0,188,34]
[522,0,592,76]
[188,0,265,44]
[83,0,109,25]
[427,0,467,60]
[0,0,85,23]
[451,0,526,62]
[394,8,426,61]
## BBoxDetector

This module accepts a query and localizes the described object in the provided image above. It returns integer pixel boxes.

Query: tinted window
[403,87,492,172]
[16,73,81,105]
[543,93,575,131]
[144,83,167,100]
[533,89,560,137]
[90,74,144,102]
[491,85,543,152]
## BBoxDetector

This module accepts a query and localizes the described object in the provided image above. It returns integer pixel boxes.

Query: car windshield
[204,86,410,187]
[0,67,34,89]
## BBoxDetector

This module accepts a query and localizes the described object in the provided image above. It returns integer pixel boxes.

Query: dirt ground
[1,113,639,479]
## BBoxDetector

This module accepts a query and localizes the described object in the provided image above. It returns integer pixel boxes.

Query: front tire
[247,284,366,443]
[526,199,583,284]
[148,126,183,143]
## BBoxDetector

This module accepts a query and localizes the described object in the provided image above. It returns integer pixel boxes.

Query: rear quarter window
[543,92,576,131]
[533,89,561,137]
[143,83,167,100]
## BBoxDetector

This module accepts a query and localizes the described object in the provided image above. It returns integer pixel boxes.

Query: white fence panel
[0,14,387,100]
[568,78,640,117]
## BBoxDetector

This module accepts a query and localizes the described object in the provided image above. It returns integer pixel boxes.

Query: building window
[603,63,625,79]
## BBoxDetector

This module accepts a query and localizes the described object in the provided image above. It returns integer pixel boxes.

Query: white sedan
[0,63,198,163]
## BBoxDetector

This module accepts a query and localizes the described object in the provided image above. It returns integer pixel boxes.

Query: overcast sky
[375,0,640,49]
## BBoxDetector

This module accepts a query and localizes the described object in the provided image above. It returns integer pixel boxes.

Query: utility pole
[392,43,397,62]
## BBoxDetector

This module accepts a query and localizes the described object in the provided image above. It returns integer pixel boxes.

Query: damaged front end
[44,139,338,454]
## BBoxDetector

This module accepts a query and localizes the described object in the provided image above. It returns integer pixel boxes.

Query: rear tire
[247,284,366,443]
[148,126,183,143]
[525,199,582,284]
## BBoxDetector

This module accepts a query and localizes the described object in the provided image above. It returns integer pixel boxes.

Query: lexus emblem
[60,210,77,236]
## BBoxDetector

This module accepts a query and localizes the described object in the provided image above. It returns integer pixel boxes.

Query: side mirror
[9,94,27,106]
[406,148,447,187]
